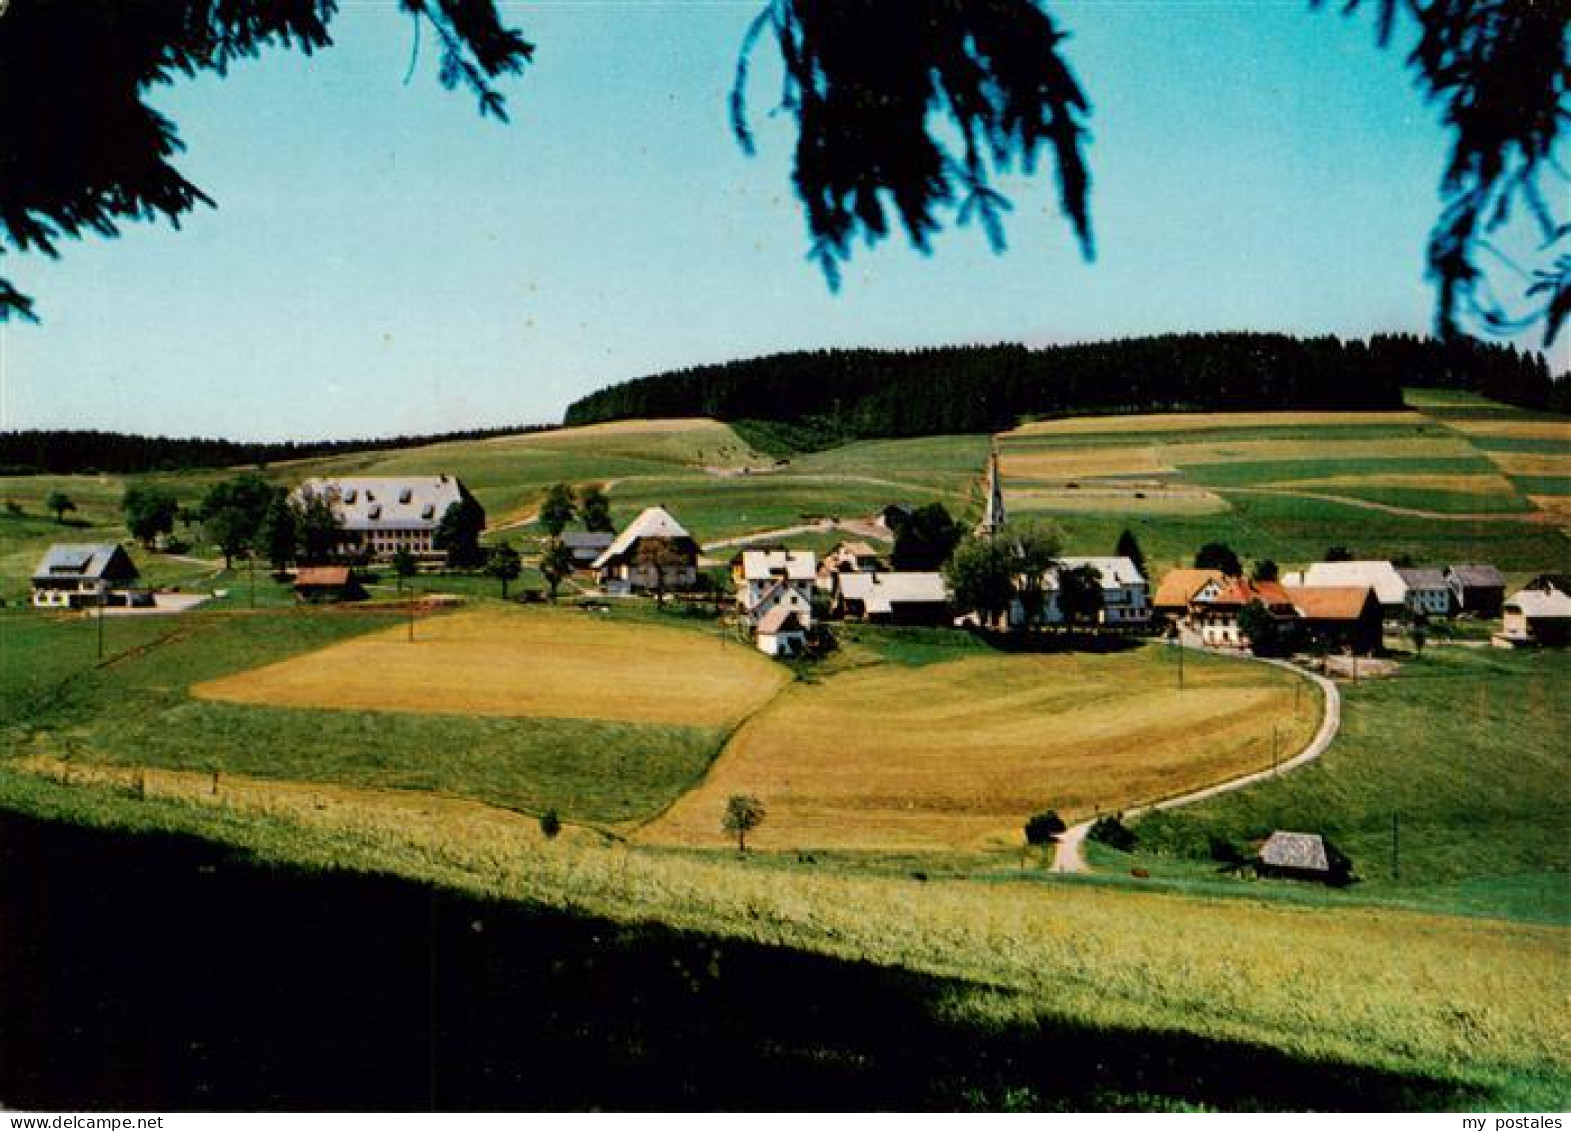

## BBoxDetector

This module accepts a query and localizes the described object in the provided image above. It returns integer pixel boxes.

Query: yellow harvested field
[1528,495,1571,517]
[194,608,788,728]
[1443,419,1571,441]
[1000,447,1173,480]
[499,417,734,443]
[1008,486,1229,515]
[643,649,1317,852]
[1486,452,1571,477]
[1268,472,1521,495]
[1006,411,1427,436]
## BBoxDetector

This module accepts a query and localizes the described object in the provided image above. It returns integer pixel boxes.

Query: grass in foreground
[1,763,1564,1110]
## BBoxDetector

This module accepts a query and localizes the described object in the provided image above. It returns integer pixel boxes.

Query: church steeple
[978,444,1006,538]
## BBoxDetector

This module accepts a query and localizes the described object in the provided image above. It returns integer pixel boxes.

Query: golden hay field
[1442,419,1571,441]
[1006,411,1427,436]
[1269,472,1522,496]
[1485,452,1571,477]
[194,608,788,728]
[1006,486,1229,515]
[643,648,1317,852]
[1153,435,1475,466]
[1000,448,1174,480]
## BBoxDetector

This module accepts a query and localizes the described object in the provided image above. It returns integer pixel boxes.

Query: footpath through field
[1051,654,1341,873]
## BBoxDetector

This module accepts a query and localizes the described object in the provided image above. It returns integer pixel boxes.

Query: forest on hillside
[0,422,556,477]
[566,333,1565,447]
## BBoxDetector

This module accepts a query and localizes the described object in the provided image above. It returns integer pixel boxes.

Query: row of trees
[565,333,1566,445]
[0,423,556,477]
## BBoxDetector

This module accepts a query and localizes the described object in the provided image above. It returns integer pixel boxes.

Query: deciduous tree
[722,794,766,853]
[1195,542,1242,578]
[122,484,178,549]
[538,537,576,601]
[44,490,75,523]
[484,541,522,598]
[434,495,486,569]
[578,484,613,533]
[538,483,577,538]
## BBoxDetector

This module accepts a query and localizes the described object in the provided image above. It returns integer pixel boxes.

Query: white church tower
[978,445,1007,538]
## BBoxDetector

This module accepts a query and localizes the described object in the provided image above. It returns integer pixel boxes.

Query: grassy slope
[2,602,764,829]
[0,761,1564,1109]
[1101,647,1571,923]
[646,638,1317,852]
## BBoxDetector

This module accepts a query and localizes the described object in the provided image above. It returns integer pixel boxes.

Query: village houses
[591,505,700,596]
[734,549,817,630]
[291,475,478,562]
[31,543,142,609]
[1285,561,1409,619]
[1445,563,1508,617]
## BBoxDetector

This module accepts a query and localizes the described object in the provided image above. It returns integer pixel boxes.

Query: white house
[591,506,700,596]
[31,543,141,609]
[1395,567,1454,617]
[1497,586,1571,647]
[734,549,816,628]
[1048,555,1151,627]
[754,606,809,658]
[1289,561,1408,617]
[291,475,476,562]
[832,571,950,624]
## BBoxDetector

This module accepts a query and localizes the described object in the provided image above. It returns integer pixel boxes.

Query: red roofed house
[1152,568,1225,625]
[1286,585,1382,654]
[293,566,363,604]
[1191,578,1296,649]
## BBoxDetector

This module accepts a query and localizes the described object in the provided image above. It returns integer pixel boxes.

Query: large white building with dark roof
[31,543,140,608]
[291,475,477,562]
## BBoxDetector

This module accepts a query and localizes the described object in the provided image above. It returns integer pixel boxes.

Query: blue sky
[0,2,1499,440]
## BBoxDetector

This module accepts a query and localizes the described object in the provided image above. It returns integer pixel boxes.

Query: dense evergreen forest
[566,333,1566,448]
[0,422,555,477]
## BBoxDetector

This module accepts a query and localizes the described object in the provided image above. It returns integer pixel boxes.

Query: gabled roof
[1445,562,1506,588]
[1259,831,1331,872]
[1154,568,1225,608]
[592,506,696,569]
[756,606,807,635]
[32,543,138,583]
[1207,578,1295,610]
[294,566,353,587]
[1506,587,1571,619]
[739,549,816,582]
[1395,567,1448,590]
[1301,561,1408,606]
[294,476,469,531]
[1056,556,1147,589]
[1287,585,1376,621]
[562,531,614,549]
[836,571,949,614]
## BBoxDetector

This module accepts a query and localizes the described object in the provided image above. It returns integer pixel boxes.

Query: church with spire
[977,445,1007,538]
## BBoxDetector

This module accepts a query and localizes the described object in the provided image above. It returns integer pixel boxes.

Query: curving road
[1051,653,1341,873]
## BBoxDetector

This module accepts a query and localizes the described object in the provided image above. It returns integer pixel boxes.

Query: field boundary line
[1212,484,1553,522]
[1052,654,1340,873]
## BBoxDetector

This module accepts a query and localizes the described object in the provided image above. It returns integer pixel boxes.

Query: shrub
[1088,814,1137,853]
[1024,810,1067,845]
[538,808,561,839]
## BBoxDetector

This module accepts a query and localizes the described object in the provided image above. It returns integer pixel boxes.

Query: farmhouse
[1395,567,1455,617]
[734,549,817,629]
[817,540,885,590]
[1152,568,1225,624]
[31,543,141,609]
[1049,556,1151,627]
[1443,563,1506,618]
[1191,578,1296,648]
[293,566,363,604]
[1289,561,1408,618]
[591,506,700,596]
[1286,585,1383,654]
[832,571,950,625]
[291,476,477,562]
[561,530,615,569]
[754,606,809,658]
[1256,831,1351,885]
[1498,587,1571,647]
